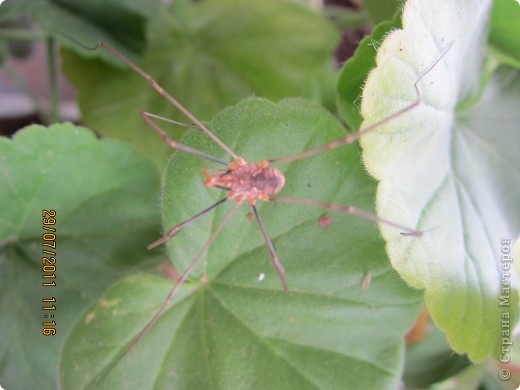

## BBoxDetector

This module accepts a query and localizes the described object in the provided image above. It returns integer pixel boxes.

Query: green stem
[0,29,47,41]
[46,37,60,123]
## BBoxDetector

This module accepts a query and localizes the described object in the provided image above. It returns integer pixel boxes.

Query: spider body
[204,159,285,204]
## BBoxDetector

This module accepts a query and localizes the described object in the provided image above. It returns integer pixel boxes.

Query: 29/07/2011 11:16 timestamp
[42,209,57,336]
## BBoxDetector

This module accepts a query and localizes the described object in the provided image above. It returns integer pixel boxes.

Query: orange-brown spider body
[204,159,285,204]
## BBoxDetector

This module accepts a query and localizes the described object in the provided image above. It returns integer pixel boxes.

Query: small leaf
[0,124,160,389]
[489,0,520,69]
[60,98,423,389]
[337,16,401,130]
[61,0,338,168]
[347,0,520,361]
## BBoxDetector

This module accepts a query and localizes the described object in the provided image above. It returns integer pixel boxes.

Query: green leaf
[489,0,520,69]
[0,124,160,389]
[337,16,401,130]
[60,98,422,389]
[0,0,161,64]
[362,0,401,24]
[61,0,338,169]
[349,0,519,361]
[403,320,470,388]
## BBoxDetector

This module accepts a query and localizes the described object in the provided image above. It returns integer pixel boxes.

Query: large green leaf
[0,0,160,63]
[60,98,423,389]
[342,0,520,361]
[61,0,338,169]
[0,124,160,389]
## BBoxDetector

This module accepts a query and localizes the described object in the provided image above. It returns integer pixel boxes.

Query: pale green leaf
[357,0,519,361]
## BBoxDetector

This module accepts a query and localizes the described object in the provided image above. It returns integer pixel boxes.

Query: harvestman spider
[92,41,452,354]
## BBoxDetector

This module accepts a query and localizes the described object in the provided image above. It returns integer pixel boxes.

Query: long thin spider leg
[148,198,229,249]
[96,42,240,161]
[128,201,240,354]
[143,111,195,128]
[251,205,288,292]
[270,197,423,237]
[141,111,228,166]
[267,41,454,164]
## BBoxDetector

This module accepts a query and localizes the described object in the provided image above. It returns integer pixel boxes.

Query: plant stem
[0,28,47,41]
[46,37,59,123]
